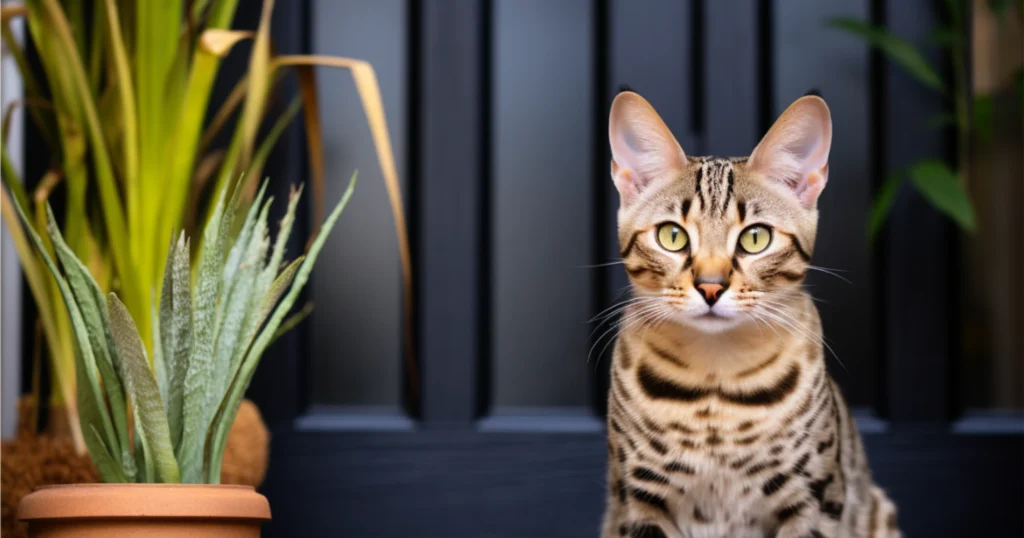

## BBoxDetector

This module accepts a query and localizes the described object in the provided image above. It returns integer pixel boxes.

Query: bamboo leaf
[101,0,139,208]
[31,0,136,326]
[826,17,945,93]
[909,160,976,232]
[46,206,135,481]
[108,293,180,483]
[238,0,274,166]
[868,172,904,240]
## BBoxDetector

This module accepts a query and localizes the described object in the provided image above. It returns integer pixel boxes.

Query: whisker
[807,265,853,285]
[579,260,626,268]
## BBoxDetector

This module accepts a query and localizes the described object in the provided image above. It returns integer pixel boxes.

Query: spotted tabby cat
[601,91,900,538]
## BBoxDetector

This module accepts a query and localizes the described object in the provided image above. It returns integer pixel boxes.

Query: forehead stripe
[721,168,735,217]
[694,166,706,210]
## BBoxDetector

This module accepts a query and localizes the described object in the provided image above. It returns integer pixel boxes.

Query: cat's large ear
[608,91,686,206]
[747,95,832,209]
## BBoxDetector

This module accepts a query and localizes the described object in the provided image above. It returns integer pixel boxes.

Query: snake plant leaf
[909,160,976,232]
[6,194,119,480]
[162,233,192,455]
[209,202,269,424]
[46,206,136,482]
[207,172,355,483]
[826,17,945,93]
[228,187,303,383]
[108,293,180,483]
[180,186,230,483]
[89,425,127,483]
[152,296,166,406]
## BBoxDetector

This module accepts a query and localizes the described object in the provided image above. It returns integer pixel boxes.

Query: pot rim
[19,483,271,522]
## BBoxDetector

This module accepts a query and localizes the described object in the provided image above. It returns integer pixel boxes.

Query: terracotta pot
[18,484,270,537]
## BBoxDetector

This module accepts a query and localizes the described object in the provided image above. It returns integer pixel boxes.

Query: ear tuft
[608,92,686,207]
[748,95,832,209]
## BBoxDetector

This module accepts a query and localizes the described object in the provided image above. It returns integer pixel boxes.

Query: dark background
[17,0,1024,536]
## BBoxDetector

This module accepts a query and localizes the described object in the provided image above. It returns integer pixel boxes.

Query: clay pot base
[19,484,270,538]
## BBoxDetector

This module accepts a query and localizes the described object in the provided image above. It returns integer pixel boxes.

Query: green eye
[738,225,772,254]
[656,223,688,252]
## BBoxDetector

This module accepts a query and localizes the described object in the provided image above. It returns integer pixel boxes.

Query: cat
[600,90,900,538]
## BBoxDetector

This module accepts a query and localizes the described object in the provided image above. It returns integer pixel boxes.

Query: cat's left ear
[747,95,832,209]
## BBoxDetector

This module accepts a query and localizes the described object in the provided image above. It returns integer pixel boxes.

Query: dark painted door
[250,1,1024,536]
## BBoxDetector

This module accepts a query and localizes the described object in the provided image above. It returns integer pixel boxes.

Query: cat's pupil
[751,230,759,244]
[671,228,679,242]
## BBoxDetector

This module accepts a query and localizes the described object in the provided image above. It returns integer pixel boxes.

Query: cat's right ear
[608,92,686,206]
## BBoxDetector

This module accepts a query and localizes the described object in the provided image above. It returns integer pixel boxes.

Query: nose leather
[695,282,726,306]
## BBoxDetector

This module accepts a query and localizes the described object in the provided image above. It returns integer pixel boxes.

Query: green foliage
[0,0,410,453]
[826,17,945,92]
[825,9,1006,237]
[909,160,976,231]
[5,175,356,483]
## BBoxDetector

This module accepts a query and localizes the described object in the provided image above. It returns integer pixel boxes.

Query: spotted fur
[601,92,899,538]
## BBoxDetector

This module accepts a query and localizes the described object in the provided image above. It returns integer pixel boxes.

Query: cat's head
[609,91,831,333]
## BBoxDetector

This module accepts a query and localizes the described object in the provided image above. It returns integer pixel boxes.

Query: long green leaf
[238,0,274,165]
[31,0,137,328]
[207,172,355,482]
[179,186,230,483]
[46,206,135,482]
[101,0,139,213]
[0,188,79,450]
[827,17,945,93]
[89,425,127,483]
[107,293,180,483]
[909,160,976,232]
[7,194,118,479]
[162,234,191,455]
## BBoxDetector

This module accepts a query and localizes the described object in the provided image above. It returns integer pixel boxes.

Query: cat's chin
[677,312,745,334]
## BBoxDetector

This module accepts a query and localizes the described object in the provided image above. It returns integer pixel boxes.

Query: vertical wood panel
[419,0,488,424]
[491,0,594,408]
[704,0,760,155]
[310,0,407,406]
[774,0,875,407]
[882,0,952,422]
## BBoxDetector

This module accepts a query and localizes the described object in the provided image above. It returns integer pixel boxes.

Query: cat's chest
[632,444,800,537]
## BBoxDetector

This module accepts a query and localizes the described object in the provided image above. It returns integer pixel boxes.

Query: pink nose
[695,282,725,306]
